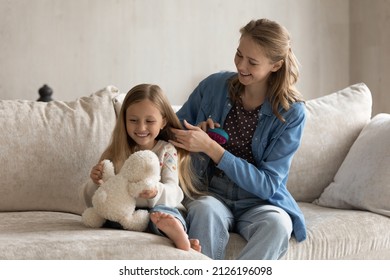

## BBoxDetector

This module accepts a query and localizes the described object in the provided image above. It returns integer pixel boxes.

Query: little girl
[88,84,202,251]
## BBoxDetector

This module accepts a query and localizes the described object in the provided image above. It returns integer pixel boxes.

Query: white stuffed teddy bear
[82,150,161,232]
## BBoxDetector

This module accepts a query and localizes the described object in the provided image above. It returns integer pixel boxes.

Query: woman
[170,18,306,259]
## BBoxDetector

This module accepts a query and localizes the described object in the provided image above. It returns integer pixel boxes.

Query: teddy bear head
[119,150,161,182]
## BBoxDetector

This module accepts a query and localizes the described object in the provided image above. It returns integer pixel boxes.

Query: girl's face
[125,99,167,150]
[234,35,282,88]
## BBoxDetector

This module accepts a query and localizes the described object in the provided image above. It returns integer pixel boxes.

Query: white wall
[350,0,390,114]
[0,0,369,111]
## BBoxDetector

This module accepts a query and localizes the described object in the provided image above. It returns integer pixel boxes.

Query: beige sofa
[1,83,389,260]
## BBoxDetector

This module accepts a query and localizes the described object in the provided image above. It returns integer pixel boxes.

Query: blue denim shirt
[177,71,307,242]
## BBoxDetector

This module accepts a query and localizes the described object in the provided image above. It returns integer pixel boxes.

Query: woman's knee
[265,211,292,239]
[186,196,232,226]
[238,205,292,240]
[187,196,219,214]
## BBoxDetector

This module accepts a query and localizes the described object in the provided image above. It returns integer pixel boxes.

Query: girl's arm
[145,143,184,208]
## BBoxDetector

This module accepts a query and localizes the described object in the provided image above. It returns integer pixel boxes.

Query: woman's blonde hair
[99,84,202,199]
[229,18,304,122]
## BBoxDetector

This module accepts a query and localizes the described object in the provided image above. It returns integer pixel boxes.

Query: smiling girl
[88,84,202,251]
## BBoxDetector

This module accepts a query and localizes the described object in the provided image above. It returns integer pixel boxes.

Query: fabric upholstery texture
[226,203,390,260]
[0,211,208,260]
[0,87,118,215]
[287,83,372,202]
[1,83,389,260]
[314,114,390,217]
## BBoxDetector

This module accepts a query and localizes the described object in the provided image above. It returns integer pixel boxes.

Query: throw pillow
[314,113,390,217]
[0,86,118,215]
[286,83,372,202]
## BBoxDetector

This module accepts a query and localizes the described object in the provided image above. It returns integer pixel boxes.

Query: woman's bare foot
[190,239,201,252]
[150,212,191,251]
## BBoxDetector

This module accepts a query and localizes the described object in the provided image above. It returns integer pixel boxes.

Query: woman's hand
[138,188,158,199]
[197,118,220,131]
[170,120,225,164]
[90,162,104,186]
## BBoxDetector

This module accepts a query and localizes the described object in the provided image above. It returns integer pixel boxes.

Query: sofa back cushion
[0,87,118,215]
[287,83,372,202]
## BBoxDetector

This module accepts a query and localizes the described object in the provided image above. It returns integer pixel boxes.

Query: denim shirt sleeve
[217,102,306,200]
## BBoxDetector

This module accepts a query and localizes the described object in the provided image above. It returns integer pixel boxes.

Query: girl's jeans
[149,205,187,236]
[185,171,293,260]
[103,205,187,237]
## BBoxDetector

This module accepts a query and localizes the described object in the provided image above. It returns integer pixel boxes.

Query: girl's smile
[126,99,166,150]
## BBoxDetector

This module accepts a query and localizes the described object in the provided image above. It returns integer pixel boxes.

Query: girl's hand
[90,161,104,185]
[139,188,158,199]
[197,118,220,131]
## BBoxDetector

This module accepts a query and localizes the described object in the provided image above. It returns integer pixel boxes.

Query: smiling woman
[171,18,306,260]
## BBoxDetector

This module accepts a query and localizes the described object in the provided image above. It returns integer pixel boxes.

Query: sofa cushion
[225,203,390,260]
[112,91,126,117]
[0,211,209,260]
[287,83,372,202]
[314,114,390,217]
[0,87,118,215]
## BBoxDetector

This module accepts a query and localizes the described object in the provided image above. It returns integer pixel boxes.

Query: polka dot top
[223,100,261,164]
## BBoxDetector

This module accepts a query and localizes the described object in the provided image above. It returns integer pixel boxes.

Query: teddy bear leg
[82,207,106,228]
[120,209,150,232]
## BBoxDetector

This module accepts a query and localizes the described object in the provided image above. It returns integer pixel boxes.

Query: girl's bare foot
[150,212,191,251]
[190,239,201,252]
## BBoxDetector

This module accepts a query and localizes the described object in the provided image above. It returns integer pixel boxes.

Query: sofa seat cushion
[225,203,390,260]
[0,212,209,260]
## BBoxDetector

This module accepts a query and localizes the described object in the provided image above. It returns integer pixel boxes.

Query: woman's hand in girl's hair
[139,188,158,199]
[90,161,104,186]
[197,117,220,132]
[170,120,225,164]
[170,120,211,152]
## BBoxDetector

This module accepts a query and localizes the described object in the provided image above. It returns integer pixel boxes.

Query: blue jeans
[185,171,293,260]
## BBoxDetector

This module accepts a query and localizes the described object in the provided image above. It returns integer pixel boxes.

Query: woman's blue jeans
[185,172,293,260]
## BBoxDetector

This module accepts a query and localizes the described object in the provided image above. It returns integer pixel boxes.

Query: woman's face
[234,35,282,87]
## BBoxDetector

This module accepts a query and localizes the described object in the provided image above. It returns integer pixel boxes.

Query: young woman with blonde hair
[171,18,306,259]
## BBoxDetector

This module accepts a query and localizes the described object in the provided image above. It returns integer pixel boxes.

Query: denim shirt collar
[260,99,273,117]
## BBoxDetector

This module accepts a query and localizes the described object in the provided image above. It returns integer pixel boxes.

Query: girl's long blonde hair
[229,18,304,122]
[100,84,202,199]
